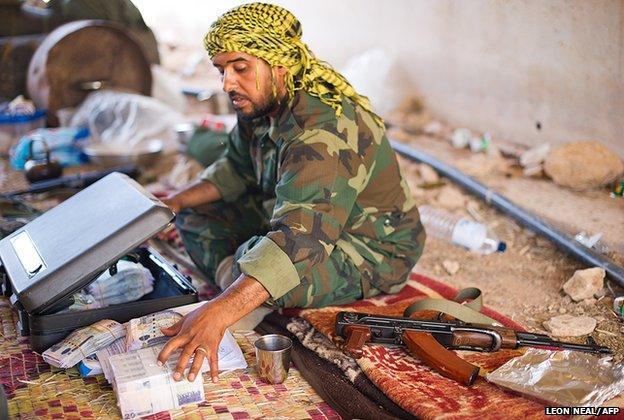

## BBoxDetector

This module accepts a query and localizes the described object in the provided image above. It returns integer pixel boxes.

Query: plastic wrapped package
[69,90,185,153]
[486,348,624,407]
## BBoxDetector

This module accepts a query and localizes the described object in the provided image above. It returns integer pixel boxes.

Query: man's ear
[274,66,288,77]
[273,66,289,84]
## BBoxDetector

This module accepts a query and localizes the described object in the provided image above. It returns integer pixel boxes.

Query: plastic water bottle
[418,205,506,255]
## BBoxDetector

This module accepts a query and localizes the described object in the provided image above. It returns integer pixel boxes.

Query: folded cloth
[256,311,415,420]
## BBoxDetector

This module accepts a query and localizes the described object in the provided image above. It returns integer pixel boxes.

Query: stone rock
[594,288,607,299]
[418,164,439,184]
[522,164,544,178]
[422,120,443,136]
[520,143,550,167]
[442,259,460,275]
[543,315,596,337]
[436,186,466,210]
[452,128,472,149]
[581,298,597,307]
[544,141,624,190]
[562,267,605,302]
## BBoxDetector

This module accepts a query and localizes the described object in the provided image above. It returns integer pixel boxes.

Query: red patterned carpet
[297,273,621,419]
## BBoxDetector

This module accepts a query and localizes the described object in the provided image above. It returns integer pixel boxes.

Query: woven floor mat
[0,298,339,419]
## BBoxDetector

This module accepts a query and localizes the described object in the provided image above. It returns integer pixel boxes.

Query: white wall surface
[134,0,624,152]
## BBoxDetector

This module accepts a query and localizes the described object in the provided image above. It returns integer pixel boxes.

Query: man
[157,2,425,383]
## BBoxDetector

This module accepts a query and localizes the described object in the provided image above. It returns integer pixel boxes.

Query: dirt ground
[390,128,624,360]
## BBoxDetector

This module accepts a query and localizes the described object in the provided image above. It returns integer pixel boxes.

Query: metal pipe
[390,139,624,287]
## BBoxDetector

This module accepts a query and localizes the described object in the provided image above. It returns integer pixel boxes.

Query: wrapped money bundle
[109,346,205,418]
[42,319,126,369]
[125,310,183,351]
[68,260,155,311]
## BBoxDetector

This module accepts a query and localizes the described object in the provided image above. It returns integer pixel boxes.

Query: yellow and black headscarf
[204,2,383,127]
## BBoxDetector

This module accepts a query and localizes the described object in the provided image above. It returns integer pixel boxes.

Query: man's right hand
[161,195,183,214]
[153,179,223,215]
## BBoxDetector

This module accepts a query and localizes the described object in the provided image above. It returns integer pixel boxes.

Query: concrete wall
[134,0,624,152]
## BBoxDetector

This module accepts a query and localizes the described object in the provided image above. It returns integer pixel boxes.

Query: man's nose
[222,70,237,93]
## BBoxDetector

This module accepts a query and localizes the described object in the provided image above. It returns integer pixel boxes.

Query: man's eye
[234,66,247,73]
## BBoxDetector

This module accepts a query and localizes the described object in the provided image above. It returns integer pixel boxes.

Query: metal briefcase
[0,172,198,352]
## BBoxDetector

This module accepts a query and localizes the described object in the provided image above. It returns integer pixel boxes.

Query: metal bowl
[83,139,163,167]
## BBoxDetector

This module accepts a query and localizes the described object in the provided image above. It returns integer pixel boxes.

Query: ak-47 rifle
[335,311,612,386]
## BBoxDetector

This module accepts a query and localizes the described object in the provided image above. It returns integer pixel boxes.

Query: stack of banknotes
[109,345,206,418]
[125,310,183,351]
[68,260,154,311]
[42,319,126,368]
[47,302,247,418]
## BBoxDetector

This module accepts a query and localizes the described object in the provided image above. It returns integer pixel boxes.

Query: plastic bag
[486,348,624,407]
[69,90,185,153]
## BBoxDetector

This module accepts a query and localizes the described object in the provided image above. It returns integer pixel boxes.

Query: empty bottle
[418,205,506,255]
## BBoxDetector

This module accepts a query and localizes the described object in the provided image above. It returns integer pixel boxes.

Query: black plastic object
[390,139,624,287]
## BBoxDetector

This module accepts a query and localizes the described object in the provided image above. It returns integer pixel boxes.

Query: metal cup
[254,334,292,384]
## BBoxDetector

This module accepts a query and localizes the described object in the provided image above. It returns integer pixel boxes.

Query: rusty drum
[27,20,152,126]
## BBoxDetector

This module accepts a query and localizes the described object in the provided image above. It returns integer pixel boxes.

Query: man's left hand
[156,274,271,383]
[157,302,225,383]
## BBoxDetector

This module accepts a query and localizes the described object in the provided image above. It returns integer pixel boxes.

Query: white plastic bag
[69,90,185,152]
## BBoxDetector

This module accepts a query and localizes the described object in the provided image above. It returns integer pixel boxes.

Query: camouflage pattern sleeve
[238,128,362,299]
[199,119,257,202]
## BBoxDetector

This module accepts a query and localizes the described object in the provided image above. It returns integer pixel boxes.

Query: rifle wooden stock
[340,324,480,386]
[403,331,480,386]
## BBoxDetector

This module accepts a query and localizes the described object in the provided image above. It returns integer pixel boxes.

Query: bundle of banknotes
[125,310,183,351]
[42,319,126,369]
[109,345,206,418]
[67,260,154,311]
[58,302,247,417]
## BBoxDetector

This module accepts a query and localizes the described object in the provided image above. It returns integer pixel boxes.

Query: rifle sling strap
[403,287,500,326]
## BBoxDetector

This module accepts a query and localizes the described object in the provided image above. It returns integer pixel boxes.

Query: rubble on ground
[562,267,606,302]
[442,260,460,275]
[418,164,440,184]
[543,314,597,337]
[544,140,624,190]
[519,143,550,177]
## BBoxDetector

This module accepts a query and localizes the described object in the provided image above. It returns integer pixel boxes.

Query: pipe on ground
[390,139,624,288]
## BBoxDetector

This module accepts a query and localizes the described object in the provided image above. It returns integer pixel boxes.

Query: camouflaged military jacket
[200,90,425,300]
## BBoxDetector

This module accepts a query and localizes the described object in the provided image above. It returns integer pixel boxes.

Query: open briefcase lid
[0,172,174,314]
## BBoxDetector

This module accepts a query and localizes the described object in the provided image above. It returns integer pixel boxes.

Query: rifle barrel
[515,332,612,355]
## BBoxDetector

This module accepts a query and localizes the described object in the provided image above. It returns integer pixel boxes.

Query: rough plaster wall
[135,0,623,152]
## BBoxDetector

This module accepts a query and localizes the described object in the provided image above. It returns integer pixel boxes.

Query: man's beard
[230,90,280,121]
